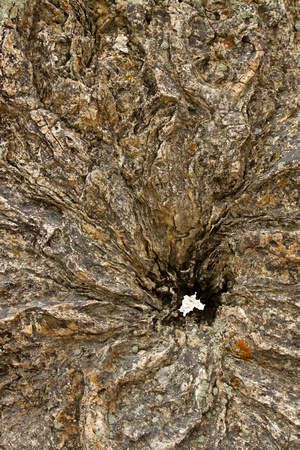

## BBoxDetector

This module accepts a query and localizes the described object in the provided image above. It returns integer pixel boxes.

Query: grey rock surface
[0,0,299,448]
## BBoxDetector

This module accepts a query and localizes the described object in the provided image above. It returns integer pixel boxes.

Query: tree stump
[0,1,299,448]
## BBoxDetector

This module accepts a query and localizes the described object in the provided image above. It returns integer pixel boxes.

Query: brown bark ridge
[0,1,299,448]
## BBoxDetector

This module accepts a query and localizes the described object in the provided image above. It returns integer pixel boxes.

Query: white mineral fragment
[113,34,129,53]
[179,293,205,317]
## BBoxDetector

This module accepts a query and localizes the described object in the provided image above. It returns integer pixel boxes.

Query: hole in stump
[156,272,229,326]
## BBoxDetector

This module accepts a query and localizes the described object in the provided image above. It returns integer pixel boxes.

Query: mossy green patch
[74,348,82,356]
[135,405,144,414]
[108,414,116,425]
[0,0,28,21]
[294,22,300,32]
[219,64,228,72]
[155,364,175,384]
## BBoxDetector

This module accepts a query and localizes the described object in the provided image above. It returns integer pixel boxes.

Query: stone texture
[0,0,299,448]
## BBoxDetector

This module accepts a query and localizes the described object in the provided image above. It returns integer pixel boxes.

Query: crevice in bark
[154,257,229,326]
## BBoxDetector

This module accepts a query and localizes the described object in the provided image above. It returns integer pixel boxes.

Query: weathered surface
[0,0,299,448]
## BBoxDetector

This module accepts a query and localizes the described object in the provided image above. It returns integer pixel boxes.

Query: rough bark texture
[0,0,299,448]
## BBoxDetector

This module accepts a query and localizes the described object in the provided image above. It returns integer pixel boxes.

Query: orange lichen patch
[221,35,235,49]
[278,178,286,186]
[125,73,134,81]
[258,360,264,365]
[259,192,276,206]
[233,339,253,361]
[232,378,240,388]
[90,372,105,388]
[229,332,234,338]
[262,193,269,202]
[189,143,196,153]
[122,61,131,68]
[18,383,26,392]
[269,234,300,262]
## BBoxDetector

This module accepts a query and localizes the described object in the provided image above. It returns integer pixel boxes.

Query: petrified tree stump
[0,1,299,448]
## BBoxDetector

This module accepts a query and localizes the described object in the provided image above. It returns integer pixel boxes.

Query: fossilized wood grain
[0,0,299,448]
